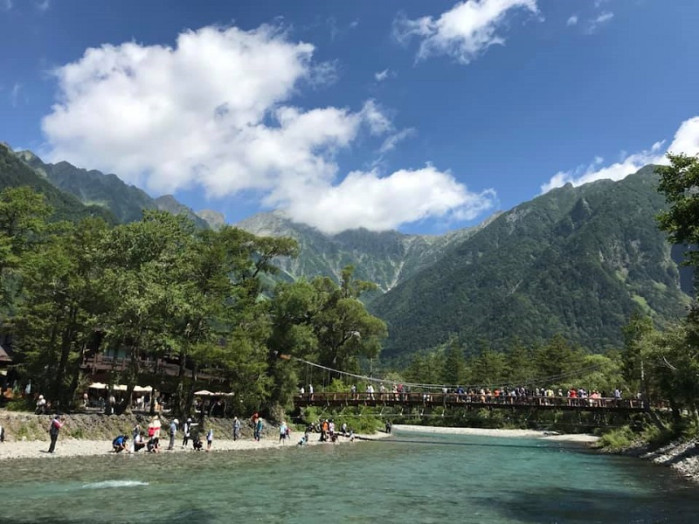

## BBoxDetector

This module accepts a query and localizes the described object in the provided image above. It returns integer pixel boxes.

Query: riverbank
[0,410,388,460]
[610,438,699,484]
[392,424,600,443]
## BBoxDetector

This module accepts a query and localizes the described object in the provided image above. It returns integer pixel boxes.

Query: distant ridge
[17,150,208,228]
[0,144,115,223]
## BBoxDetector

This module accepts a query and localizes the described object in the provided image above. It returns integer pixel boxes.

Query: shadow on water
[3,507,219,524]
[497,485,699,524]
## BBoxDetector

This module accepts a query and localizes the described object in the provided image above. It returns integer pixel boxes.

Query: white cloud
[541,116,699,193]
[0,0,12,11]
[35,0,50,12]
[379,127,416,154]
[280,165,497,234]
[566,15,578,26]
[394,0,538,64]
[584,11,614,34]
[374,69,391,82]
[42,24,486,233]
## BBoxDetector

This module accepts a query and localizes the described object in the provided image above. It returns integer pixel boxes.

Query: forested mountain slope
[17,150,208,228]
[0,144,115,223]
[369,166,691,357]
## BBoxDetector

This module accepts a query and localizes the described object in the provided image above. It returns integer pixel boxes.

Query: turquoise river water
[1,431,698,523]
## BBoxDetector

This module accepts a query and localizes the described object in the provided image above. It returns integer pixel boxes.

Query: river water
[1,431,698,523]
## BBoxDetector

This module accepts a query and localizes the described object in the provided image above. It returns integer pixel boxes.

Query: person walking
[182,418,193,448]
[47,414,64,453]
[206,428,214,451]
[254,417,263,441]
[167,418,178,450]
[232,417,241,441]
[279,421,288,444]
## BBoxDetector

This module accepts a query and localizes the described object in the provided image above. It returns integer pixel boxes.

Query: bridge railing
[295,392,650,410]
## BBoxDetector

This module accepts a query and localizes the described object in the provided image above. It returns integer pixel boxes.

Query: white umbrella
[133,385,153,393]
[88,382,108,389]
[194,389,215,396]
[214,391,235,396]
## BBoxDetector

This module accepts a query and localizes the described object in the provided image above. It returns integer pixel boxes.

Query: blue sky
[1,0,698,234]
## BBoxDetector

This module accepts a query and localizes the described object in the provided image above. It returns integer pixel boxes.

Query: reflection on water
[1,432,698,523]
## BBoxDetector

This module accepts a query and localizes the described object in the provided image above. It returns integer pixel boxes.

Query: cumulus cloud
[280,165,497,234]
[394,0,538,64]
[541,116,699,193]
[566,15,578,27]
[42,24,489,233]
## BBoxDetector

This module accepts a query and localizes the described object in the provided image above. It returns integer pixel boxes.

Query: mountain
[236,211,489,292]
[196,209,226,230]
[153,195,210,229]
[17,151,208,228]
[369,166,691,357]
[0,144,115,223]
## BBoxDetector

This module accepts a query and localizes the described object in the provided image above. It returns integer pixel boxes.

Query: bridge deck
[294,392,648,412]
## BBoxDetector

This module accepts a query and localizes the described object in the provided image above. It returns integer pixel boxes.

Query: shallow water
[1,432,698,523]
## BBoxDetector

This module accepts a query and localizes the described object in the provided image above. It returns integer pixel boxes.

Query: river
[1,431,698,523]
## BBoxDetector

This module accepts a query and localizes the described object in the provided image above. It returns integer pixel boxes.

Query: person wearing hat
[182,418,194,448]
[167,418,179,450]
[35,395,47,415]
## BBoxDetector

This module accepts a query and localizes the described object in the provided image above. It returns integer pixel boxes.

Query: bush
[597,425,636,451]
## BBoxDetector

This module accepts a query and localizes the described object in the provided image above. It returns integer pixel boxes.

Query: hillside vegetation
[370,166,691,356]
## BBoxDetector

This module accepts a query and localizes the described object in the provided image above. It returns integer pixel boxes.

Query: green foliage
[371,166,689,357]
[596,425,637,451]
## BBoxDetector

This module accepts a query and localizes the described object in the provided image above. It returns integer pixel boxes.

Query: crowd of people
[300,382,635,408]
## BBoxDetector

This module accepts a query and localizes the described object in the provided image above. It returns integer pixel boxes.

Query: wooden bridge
[294,392,649,413]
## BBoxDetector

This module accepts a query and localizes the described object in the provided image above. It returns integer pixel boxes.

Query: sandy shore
[0,432,388,460]
[392,424,599,443]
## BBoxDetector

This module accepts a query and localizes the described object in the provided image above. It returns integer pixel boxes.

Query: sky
[1,0,698,235]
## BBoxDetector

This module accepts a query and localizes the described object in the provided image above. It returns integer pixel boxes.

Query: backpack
[148,426,155,437]
[49,420,59,437]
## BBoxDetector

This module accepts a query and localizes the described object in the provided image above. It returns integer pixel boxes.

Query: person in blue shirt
[112,434,130,453]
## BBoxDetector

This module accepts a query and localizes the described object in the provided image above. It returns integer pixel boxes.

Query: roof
[0,344,11,362]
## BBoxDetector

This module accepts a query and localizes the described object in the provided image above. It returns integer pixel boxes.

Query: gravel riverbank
[0,410,387,460]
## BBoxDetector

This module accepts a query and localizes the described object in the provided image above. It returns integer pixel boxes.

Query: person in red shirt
[48,414,64,453]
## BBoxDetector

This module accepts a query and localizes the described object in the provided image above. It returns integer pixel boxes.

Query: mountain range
[1,144,692,360]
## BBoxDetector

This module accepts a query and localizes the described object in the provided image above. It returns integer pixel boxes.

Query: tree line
[0,186,386,418]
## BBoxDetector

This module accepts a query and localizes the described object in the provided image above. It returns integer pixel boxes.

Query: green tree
[14,217,109,407]
[0,187,51,313]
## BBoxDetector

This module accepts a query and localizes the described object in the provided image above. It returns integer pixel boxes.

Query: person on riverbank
[254,417,263,441]
[232,417,241,441]
[279,421,288,444]
[147,415,161,439]
[167,418,178,450]
[206,428,213,451]
[133,431,146,452]
[146,436,160,453]
[112,435,130,453]
[182,418,193,448]
[35,395,47,415]
[47,414,63,453]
